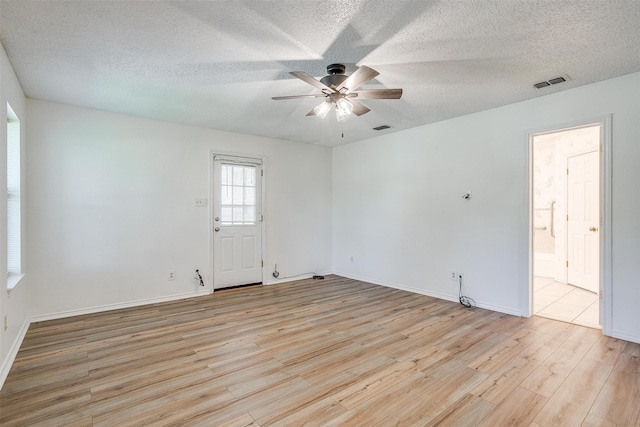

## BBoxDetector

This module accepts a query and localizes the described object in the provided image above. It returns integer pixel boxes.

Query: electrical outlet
[168,270,176,281]
[194,198,207,207]
[450,271,458,281]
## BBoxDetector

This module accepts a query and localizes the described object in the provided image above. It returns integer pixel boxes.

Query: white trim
[610,329,640,345]
[334,271,524,317]
[0,318,29,390]
[526,133,534,317]
[6,272,25,293]
[601,116,613,336]
[263,273,318,285]
[29,290,210,324]
[526,115,612,335]
[213,155,262,166]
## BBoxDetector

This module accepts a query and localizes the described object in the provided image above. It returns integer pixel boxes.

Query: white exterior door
[213,156,263,289]
[567,151,599,293]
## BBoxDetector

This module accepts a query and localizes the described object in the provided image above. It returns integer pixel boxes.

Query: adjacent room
[1,1,639,425]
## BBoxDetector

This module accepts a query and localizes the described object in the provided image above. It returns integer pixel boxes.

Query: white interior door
[567,151,599,293]
[213,156,262,289]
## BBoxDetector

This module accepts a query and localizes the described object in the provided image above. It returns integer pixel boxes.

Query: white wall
[26,100,332,319]
[333,72,640,342]
[0,43,29,386]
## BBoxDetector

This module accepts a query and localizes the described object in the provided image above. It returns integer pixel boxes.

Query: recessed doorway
[530,124,602,328]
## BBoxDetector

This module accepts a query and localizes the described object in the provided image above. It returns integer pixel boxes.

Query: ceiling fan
[272,63,402,122]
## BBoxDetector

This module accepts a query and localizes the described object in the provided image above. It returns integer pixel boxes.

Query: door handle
[214,227,220,232]
[215,217,220,222]
[589,227,598,232]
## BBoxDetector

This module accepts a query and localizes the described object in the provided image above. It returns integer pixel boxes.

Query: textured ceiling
[1,1,639,146]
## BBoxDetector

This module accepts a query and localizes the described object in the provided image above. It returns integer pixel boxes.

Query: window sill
[7,273,25,295]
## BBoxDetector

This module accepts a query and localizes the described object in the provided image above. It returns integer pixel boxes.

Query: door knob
[589,227,598,232]
[215,217,220,222]
[214,227,220,232]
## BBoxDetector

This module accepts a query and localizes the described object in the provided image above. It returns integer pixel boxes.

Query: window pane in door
[221,164,257,225]
[245,168,255,186]
[221,186,232,205]
[232,186,243,205]
[221,206,233,223]
[233,167,244,186]
[245,187,255,205]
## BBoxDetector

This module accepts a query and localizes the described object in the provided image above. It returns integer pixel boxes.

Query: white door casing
[567,150,599,293]
[212,155,263,289]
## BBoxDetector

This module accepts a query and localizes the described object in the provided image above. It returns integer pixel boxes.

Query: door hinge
[566,260,569,267]
[260,214,263,222]
[566,168,569,175]
[566,214,569,221]
[261,169,264,177]
[261,260,264,267]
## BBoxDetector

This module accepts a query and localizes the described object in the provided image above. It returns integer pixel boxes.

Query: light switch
[194,198,207,207]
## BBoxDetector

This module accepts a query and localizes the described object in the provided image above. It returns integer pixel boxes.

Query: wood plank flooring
[1,275,638,426]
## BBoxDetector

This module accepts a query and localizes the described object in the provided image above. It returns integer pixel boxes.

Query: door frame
[209,150,266,293]
[526,115,612,336]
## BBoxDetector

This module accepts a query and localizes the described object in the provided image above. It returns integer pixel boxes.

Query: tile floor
[534,276,600,329]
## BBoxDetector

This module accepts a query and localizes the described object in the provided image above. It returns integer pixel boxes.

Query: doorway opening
[531,124,602,328]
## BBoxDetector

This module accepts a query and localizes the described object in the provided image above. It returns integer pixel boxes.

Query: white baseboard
[0,318,30,390]
[610,329,640,345]
[333,271,524,317]
[29,289,211,324]
[0,271,538,391]
[263,271,332,286]
[2,289,211,390]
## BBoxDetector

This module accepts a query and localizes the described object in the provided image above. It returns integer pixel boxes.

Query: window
[7,103,21,285]
[220,164,256,225]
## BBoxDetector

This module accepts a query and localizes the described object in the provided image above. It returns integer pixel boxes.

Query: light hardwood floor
[1,275,638,426]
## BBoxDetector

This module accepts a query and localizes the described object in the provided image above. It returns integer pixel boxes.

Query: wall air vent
[373,125,391,131]
[534,75,568,89]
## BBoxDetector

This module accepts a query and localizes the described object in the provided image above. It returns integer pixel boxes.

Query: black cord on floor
[458,274,476,308]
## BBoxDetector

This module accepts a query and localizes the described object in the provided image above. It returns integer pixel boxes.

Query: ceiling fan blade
[290,71,334,92]
[351,88,403,99]
[349,99,371,116]
[336,65,379,92]
[272,94,327,100]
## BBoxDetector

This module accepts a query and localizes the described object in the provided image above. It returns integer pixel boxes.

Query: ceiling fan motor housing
[326,63,346,75]
[321,63,349,88]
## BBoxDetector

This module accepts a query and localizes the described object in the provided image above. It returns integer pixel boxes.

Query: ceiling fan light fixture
[336,110,351,122]
[273,64,402,121]
[336,98,353,115]
[314,100,332,119]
